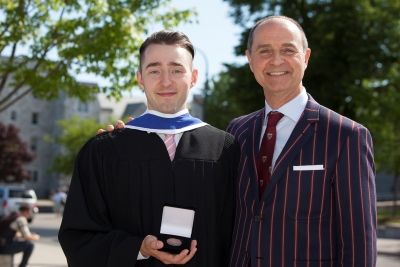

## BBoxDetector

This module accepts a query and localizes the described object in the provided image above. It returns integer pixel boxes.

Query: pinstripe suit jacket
[227,95,376,267]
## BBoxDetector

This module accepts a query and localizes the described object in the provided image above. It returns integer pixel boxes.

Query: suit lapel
[262,96,320,199]
[243,109,264,199]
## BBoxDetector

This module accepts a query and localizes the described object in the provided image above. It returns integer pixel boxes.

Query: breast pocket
[286,166,332,221]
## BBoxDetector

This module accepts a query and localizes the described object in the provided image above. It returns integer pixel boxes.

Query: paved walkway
[31,200,400,263]
[378,238,400,256]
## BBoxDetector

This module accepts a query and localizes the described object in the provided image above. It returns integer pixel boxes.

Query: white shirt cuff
[137,251,149,260]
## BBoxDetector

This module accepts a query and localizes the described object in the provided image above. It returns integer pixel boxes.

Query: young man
[228,16,376,266]
[58,30,238,266]
[0,205,40,267]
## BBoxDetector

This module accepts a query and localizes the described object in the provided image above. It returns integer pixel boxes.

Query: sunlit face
[246,19,311,103]
[137,44,198,114]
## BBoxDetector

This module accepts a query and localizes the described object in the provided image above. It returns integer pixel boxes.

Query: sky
[3,0,247,98]
[149,0,247,95]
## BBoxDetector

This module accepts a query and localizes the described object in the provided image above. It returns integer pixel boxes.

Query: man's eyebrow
[144,62,184,69]
[144,62,161,69]
[168,62,184,67]
[255,44,272,50]
[282,43,298,48]
[255,43,298,50]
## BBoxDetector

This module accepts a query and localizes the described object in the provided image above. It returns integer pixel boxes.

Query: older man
[227,15,376,267]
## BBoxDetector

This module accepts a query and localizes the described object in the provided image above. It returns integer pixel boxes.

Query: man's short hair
[139,30,195,71]
[247,15,309,52]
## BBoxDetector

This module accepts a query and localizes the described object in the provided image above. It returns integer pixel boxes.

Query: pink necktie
[164,134,176,161]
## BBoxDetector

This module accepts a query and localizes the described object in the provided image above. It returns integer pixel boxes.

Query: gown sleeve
[219,134,239,265]
[58,135,142,267]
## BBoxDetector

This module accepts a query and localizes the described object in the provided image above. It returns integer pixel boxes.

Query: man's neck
[264,86,303,110]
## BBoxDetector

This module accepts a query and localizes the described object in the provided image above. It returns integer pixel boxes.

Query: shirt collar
[264,87,308,123]
[145,108,189,118]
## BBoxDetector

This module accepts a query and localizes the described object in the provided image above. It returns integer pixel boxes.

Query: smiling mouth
[267,71,288,76]
[158,92,176,97]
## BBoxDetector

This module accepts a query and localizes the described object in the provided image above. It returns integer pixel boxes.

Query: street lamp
[195,47,210,121]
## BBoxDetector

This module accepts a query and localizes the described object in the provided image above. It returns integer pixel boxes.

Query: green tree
[49,116,103,175]
[207,0,400,211]
[0,122,34,182]
[205,63,264,129]
[356,72,400,215]
[207,0,400,129]
[0,0,194,112]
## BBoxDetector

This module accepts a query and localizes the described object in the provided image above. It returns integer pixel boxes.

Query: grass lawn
[378,206,400,225]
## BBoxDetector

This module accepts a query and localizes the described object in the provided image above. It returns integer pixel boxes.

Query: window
[32,112,39,124]
[10,110,17,121]
[30,170,39,182]
[30,137,38,151]
[9,189,26,198]
[78,102,89,112]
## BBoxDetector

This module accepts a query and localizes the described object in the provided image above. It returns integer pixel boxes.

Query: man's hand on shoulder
[96,117,133,135]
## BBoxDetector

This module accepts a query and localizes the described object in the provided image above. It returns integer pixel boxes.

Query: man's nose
[161,72,172,87]
[270,52,284,65]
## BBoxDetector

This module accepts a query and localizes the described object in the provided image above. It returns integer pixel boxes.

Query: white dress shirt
[259,88,308,169]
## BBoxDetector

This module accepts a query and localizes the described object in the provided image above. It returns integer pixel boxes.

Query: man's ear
[304,48,311,67]
[245,49,253,72]
[136,71,144,90]
[191,68,199,88]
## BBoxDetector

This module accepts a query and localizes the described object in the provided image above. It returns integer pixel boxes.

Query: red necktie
[257,111,284,198]
[164,134,176,161]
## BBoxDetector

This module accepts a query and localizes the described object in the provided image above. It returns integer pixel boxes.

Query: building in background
[0,83,205,198]
[0,84,147,197]
[190,93,204,120]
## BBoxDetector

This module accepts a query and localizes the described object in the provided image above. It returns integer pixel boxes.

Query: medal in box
[158,206,195,253]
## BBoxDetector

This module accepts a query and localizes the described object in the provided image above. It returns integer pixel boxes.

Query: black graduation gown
[58,125,239,267]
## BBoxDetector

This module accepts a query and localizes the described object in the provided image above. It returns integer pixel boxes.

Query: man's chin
[154,105,181,114]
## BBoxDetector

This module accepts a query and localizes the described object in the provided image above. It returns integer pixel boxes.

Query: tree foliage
[206,0,400,203]
[48,116,103,175]
[208,0,400,146]
[356,72,400,207]
[0,122,34,182]
[205,63,264,129]
[0,0,194,112]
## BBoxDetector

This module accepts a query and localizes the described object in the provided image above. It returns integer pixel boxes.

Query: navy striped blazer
[227,95,376,267]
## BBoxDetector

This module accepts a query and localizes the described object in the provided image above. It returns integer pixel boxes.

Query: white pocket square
[293,164,324,171]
